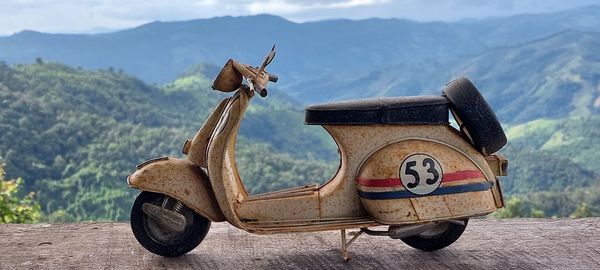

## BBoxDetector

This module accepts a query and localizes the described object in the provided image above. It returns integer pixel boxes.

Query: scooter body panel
[319,124,503,223]
[185,98,229,167]
[235,191,321,222]
[206,90,251,229]
[356,138,498,224]
[128,158,226,222]
[202,88,503,231]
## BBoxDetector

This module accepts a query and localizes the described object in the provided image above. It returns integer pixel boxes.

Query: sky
[0,0,598,36]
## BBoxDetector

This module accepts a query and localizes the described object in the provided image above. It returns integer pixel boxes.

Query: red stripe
[356,178,400,187]
[356,170,485,187]
[443,170,485,182]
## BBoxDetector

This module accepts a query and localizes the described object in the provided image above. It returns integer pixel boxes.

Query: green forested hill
[501,116,600,194]
[0,61,599,221]
[291,30,600,124]
[0,61,336,221]
[494,116,600,217]
[1,6,599,221]
[506,117,600,173]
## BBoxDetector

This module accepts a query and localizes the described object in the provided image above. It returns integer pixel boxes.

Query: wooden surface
[1,219,599,269]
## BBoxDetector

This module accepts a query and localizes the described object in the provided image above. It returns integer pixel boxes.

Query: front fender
[128,157,226,222]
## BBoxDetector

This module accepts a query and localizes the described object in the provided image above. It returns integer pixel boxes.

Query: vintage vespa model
[128,48,508,260]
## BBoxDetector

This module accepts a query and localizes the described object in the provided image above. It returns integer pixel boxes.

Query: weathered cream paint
[201,88,503,233]
[235,193,320,221]
[186,98,229,167]
[445,190,497,216]
[207,90,251,230]
[319,125,503,221]
[485,154,508,177]
[131,83,505,233]
[355,139,498,224]
[127,158,226,222]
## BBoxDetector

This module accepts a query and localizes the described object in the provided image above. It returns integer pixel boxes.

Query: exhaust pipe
[362,220,465,239]
[388,223,440,239]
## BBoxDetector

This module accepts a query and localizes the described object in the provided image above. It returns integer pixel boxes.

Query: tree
[0,164,41,223]
[571,203,594,218]
[493,197,527,218]
[492,197,547,218]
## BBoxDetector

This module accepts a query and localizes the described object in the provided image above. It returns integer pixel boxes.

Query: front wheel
[130,191,210,257]
[400,219,468,251]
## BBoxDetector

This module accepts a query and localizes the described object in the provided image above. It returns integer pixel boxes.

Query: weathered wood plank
[1,219,599,269]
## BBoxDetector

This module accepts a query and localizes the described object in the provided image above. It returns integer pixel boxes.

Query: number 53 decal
[399,154,443,195]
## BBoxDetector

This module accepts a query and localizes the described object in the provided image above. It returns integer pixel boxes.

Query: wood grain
[1,219,599,269]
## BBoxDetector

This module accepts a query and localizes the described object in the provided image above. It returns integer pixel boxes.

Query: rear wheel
[442,78,507,154]
[130,191,210,257]
[400,219,468,251]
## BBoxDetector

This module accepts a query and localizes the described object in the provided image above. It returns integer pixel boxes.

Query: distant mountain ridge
[292,30,600,124]
[1,6,600,220]
[0,6,599,85]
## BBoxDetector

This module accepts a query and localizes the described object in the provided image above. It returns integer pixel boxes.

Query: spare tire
[442,78,507,155]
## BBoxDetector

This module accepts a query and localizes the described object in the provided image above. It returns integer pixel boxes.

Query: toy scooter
[128,48,508,260]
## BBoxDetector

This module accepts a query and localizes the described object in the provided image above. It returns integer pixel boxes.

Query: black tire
[130,191,210,257]
[400,219,468,251]
[442,78,507,154]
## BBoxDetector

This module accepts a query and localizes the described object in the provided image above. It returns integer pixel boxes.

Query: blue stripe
[358,182,493,200]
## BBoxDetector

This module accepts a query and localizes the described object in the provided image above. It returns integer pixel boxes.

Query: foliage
[502,116,600,194]
[0,62,337,221]
[1,60,599,221]
[492,197,546,218]
[492,180,600,219]
[485,115,600,219]
[2,18,600,221]
[236,140,337,194]
[0,164,41,223]
[571,203,594,218]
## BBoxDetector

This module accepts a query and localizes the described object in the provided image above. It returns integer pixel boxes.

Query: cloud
[0,0,598,35]
[246,0,390,14]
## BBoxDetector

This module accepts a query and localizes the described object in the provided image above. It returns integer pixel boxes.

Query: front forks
[142,197,187,232]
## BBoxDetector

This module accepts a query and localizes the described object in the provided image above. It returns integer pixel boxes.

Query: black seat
[305,96,449,125]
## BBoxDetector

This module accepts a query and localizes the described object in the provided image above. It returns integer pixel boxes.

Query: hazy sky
[0,0,598,35]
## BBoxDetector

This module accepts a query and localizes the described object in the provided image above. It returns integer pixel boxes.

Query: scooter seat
[305,96,449,125]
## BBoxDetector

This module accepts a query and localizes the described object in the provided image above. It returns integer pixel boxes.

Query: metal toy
[128,47,508,260]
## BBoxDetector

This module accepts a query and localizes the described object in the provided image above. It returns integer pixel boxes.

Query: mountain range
[1,6,599,220]
[293,30,600,123]
[0,6,599,87]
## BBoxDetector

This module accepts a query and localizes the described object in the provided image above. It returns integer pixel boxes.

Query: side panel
[235,193,320,221]
[319,125,503,220]
[128,158,226,222]
[206,90,250,229]
[356,139,497,224]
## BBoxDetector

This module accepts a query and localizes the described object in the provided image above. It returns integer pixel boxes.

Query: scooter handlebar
[213,47,277,97]
[268,73,278,83]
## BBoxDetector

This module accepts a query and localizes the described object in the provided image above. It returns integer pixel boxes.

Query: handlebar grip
[268,74,278,83]
[258,88,268,97]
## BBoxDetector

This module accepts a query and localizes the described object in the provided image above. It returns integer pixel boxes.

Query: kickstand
[340,229,364,261]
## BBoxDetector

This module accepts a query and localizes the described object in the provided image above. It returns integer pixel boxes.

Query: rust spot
[377,208,400,214]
